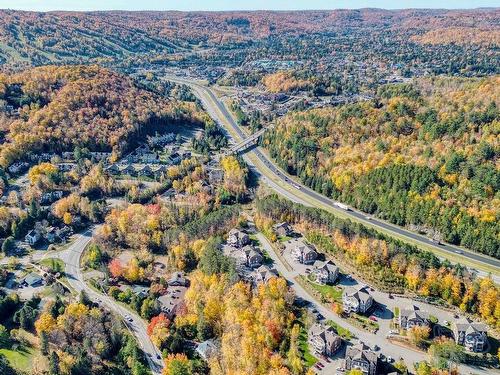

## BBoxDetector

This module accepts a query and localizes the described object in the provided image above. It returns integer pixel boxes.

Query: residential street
[59,228,164,374]
[253,230,498,375]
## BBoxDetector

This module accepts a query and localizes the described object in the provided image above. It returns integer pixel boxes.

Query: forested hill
[0,10,183,67]
[0,65,203,167]
[0,9,498,67]
[262,76,500,258]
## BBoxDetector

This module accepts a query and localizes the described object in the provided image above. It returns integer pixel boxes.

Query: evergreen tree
[49,351,60,375]
[40,331,49,356]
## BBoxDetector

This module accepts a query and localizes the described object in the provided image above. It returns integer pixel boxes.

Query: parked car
[369,316,377,322]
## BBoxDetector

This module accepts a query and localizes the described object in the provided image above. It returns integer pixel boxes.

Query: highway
[60,228,164,374]
[165,75,500,279]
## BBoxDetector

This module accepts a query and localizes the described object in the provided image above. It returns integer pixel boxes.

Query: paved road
[59,228,164,374]
[254,230,497,375]
[165,75,500,279]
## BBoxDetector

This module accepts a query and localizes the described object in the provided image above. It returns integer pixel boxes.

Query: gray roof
[23,272,42,286]
[400,305,430,321]
[229,228,247,237]
[309,323,341,347]
[454,318,487,334]
[343,286,372,303]
[346,342,379,364]
[274,222,292,232]
[313,260,339,274]
[168,272,188,286]
[196,339,218,359]
[242,245,262,259]
[131,285,150,295]
[255,265,278,282]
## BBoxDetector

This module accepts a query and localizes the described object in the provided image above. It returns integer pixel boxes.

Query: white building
[288,239,317,265]
[342,286,373,314]
[308,323,342,356]
[311,260,339,285]
[453,318,488,352]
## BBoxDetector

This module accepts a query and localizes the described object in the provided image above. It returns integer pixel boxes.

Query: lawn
[278,235,294,242]
[298,325,318,367]
[394,306,400,318]
[299,276,343,303]
[0,346,37,372]
[249,234,260,244]
[326,320,354,340]
[349,314,379,332]
[39,258,65,273]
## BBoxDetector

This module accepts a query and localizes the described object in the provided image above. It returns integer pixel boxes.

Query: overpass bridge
[228,126,271,154]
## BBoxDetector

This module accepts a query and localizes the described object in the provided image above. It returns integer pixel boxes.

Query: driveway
[254,230,498,375]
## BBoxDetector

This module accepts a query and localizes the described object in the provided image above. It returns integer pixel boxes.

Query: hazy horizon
[0,0,498,12]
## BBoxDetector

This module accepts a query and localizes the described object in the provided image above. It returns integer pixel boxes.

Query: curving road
[253,229,497,375]
[60,228,164,374]
[165,75,500,280]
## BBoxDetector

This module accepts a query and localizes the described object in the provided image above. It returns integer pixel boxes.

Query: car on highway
[454,250,463,254]
[365,215,372,220]
[293,184,301,190]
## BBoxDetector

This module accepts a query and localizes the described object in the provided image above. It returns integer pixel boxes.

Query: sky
[0,0,497,12]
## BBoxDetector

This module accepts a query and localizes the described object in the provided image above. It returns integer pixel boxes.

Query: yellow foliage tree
[35,312,57,335]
